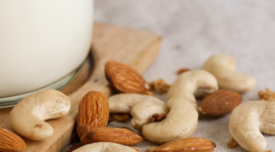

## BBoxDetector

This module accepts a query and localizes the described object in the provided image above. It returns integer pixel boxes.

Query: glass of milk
[0,0,94,106]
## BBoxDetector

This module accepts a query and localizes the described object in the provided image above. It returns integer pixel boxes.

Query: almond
[146,137,216,152]
[105,61,151,94]
[199,90,242,117]
[77,91,109,138]
[81,127,143,146]
[0,128,26,152]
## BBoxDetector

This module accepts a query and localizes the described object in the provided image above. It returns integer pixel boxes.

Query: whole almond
[105,61,151,94]
[0,128,26,152]
[146,137,216,152]
[81,127,143,146]
[199,90,242,117]
[77,91,109,138]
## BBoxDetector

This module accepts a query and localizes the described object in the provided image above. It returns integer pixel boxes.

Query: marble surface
[94,0,275,151]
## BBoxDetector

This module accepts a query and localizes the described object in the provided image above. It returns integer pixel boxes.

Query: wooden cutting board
[0,22,161,152]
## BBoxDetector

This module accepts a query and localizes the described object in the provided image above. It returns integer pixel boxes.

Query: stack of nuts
[1,54,275,152]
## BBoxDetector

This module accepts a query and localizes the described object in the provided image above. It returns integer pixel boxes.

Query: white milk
[0,0,93,97]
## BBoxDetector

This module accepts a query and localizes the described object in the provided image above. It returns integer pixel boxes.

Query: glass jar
[0,0,94,106]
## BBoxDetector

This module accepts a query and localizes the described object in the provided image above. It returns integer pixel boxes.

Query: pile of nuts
[1,54,275,152]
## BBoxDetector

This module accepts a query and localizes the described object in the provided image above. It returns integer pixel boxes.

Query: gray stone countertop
[94,1,275,151]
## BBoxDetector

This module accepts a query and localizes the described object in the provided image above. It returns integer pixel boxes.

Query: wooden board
[0,22,161,152]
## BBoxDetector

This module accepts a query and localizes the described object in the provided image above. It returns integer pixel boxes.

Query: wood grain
[0,22,161,152]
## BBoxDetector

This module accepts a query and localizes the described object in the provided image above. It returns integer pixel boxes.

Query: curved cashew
[109,94,152,113]
[131,100,168,130]
[109,94,168,130]
[142,70,218,144]
[73,142,138,152]
[229,101,275,152]
[203,54,256,93]
[10,89,71,140]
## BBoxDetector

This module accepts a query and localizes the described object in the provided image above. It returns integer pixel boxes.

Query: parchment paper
[95,0,275,151]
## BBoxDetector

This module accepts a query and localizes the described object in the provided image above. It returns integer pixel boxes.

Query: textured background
[94,0,275,151]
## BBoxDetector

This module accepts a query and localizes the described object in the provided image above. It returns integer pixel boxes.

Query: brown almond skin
[77,91,109,138]
[152,138,216,152]
[105,61,151,94]
[0,128,26,152]
[81,127,143,146]
[199,90,242,117]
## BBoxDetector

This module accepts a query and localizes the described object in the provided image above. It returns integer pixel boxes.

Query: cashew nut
[229,101,275,152]
[203,54,256,93]
[131,100,168,130]
[109,94,162,113]
[73,142,138,152]
[142,70,218,144]
[10,89,71,140]
[109,94,168,130]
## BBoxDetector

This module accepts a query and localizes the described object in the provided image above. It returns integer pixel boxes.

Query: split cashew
[229,101,275,152]
[203,54,256,93]
[10,89,71,140]
[109,94,168,130]
[142,70,218,144]
[73,142,138,152]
